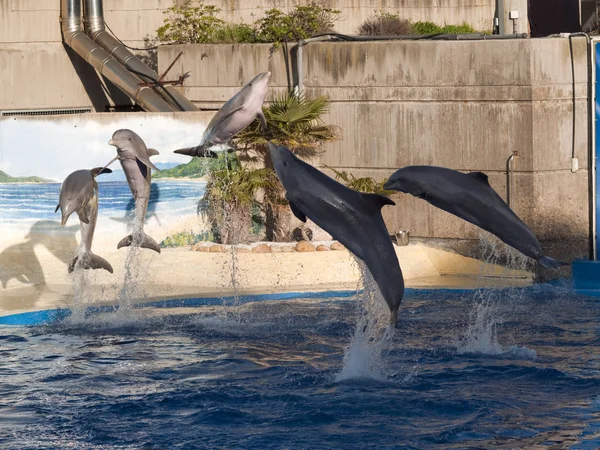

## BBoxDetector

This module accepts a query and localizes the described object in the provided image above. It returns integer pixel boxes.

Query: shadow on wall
[63,44,135,112]
[110,183,162,227]
[0,220,79,307]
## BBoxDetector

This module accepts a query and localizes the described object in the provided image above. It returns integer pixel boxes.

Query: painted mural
[0,113,211,309]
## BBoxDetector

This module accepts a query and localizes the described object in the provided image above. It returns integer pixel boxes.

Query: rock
[209,244,225,253]
[295,241,315,252]
[193,244,211,252]
[277,245,295,253]
[235,247,251,253]
[330,242,346,251]
[292,227,313,242]
[316,244,330,251]
[252,244,271,253]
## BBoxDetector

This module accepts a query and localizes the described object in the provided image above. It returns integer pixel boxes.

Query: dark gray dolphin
[267,142,404,326]
[383,166,567,269]
[108,129,161,253]
[55,167,114,273]
[174,71,271,158]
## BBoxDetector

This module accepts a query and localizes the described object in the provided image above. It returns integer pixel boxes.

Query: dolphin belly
[118,157,160,253]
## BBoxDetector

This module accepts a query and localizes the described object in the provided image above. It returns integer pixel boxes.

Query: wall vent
[0,108,93,117]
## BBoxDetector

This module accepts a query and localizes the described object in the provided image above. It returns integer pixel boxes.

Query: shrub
[213,23,258,44]
[412,21,442,35]
[440,22,476,34]
[160,230,209,248]
[254,2,340,44]
[157,0,224,44]
[358,12,413,36]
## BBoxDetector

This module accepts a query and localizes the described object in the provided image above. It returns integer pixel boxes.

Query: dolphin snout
[61,215,68,226]
[108,139,115,146]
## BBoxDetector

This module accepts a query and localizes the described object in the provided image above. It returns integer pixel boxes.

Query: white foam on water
[336,259,395,382]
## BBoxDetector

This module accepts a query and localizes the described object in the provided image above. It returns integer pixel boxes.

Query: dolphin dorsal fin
[360,192,396,212]
[147,148,160,157]
[468,171,490,186]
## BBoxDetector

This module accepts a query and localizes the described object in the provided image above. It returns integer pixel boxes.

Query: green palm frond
[235,90,339,158]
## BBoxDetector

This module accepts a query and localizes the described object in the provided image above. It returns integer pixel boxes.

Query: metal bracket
[138,51,189,88]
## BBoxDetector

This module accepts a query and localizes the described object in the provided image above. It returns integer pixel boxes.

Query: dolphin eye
[128,138,131,141]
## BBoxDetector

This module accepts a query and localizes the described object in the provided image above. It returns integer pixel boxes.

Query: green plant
[254,2,340,45]
[157,0,225,44]
[200,156,281,244]
[236,91,338,159]
[160,230,209,248]
[440,22,476,34]
[213,23,258,44]
[233,91,339,241]
[358,11,413,36]
[327,166,394,196]
[412,21,442,35]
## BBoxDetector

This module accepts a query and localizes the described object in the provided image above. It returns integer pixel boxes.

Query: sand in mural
[0,114,210,308]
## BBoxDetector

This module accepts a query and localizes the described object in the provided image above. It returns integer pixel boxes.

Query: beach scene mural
[0,113,212,306]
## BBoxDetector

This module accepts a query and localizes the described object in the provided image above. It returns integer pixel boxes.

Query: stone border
[191,240,347,253]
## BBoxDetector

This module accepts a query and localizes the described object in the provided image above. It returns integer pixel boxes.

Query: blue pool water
[1,283,599,449]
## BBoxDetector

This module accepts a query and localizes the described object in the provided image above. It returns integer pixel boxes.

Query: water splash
[69,255,90,324]
[456,290,537,359]
[336,259,394,382]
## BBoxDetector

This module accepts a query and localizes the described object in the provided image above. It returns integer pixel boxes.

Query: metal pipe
[294,33,528,93]
[60,0,176,112]
[506,151,518,208]
[82,0,197,111]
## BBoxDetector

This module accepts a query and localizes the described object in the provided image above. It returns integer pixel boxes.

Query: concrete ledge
[0,242,533,318]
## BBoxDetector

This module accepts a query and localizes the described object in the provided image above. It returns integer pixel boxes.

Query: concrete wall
[0,0,495,112]
[158,38,591,263]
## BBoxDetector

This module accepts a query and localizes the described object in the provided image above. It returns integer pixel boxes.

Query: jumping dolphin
[174,71,271,158]
[383,166,567,269]
[55,167,114,273]
[267,142,404,326]
[108,129,161,253]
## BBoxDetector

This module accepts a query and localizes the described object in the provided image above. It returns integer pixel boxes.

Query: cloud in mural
[0,115,206,181]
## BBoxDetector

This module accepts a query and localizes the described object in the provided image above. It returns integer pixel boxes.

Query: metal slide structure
[60,0,197,112]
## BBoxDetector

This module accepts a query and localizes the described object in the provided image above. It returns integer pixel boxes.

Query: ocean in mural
[0,180,205,224]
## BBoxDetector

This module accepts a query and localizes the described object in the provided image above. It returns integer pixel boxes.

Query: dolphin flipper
[147,148,160,157]
[289,201,307,222]
[91,167,113,177]
[76,208,90,224]
[538,256,568,269]
[257,110,267,131]
[68,253,114,274]
[117,233,161,254]
[136,153,161,172]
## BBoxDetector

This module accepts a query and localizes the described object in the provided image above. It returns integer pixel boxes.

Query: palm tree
[200,155,279,244]
[234,91,339,241]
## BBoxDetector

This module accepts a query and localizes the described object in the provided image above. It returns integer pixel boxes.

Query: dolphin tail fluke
[173,146,197,156]
[174,145,218,158]
[117,233,161,254]
[68,253,114,274]
[538,256,568,269]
